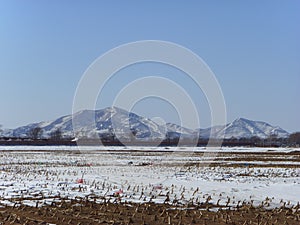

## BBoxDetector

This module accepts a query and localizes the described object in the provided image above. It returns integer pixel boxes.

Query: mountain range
[1,107,289,140]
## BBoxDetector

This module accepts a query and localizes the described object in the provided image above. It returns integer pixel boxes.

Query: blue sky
[0,1,299,132]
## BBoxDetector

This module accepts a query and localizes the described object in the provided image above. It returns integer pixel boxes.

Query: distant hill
[200,118,289,139]
[1,107,289,140]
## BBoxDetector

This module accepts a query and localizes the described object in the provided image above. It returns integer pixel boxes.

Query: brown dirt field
[0,201,299,225]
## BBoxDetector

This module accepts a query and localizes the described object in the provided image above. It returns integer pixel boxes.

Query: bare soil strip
[1,201,300,225]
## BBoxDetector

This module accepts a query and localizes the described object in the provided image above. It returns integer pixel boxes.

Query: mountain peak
[234,117,249,122]
[99,106,133,115]
[3,108,290,140]
[221,118,289,139]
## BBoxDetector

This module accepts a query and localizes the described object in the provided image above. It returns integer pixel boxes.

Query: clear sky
[0,1,299,132]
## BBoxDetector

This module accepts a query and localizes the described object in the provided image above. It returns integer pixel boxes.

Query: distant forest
[0,126,299,147]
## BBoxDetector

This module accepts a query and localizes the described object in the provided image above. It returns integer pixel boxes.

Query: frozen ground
[1,145,299,152]
[0,146,299,210]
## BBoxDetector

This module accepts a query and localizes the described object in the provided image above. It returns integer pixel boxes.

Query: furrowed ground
[1,201,300,225]
[0,146,299,224]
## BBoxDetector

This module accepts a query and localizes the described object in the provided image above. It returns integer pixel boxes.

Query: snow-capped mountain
[165,123,198,139]
[7,107,167,140]
[201,118,289,139]
[1,108,290,139]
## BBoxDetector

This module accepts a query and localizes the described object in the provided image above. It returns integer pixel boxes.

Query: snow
[204,118,290,139]
[0,146,299,209]
[0,145,299,152]
[4,107,289,139]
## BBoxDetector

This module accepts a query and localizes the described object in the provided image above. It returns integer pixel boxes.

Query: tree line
[26,127,63,141]
[0,125,300,147]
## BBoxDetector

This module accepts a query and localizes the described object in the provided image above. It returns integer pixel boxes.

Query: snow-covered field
[0,146,299,210]
[0,145,299,152]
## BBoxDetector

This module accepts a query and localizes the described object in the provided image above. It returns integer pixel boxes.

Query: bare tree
[289,132,300,145]
[108,127,115,142]
[28,127,43,140]
[50,128,62,141]
[130,128,137,142]
[250,136,261,144]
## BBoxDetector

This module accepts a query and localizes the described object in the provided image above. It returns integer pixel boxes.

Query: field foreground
[0,146,299,224]
[1,201,300,225]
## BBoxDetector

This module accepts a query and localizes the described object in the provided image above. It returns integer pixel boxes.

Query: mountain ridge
[1,107,290,139]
